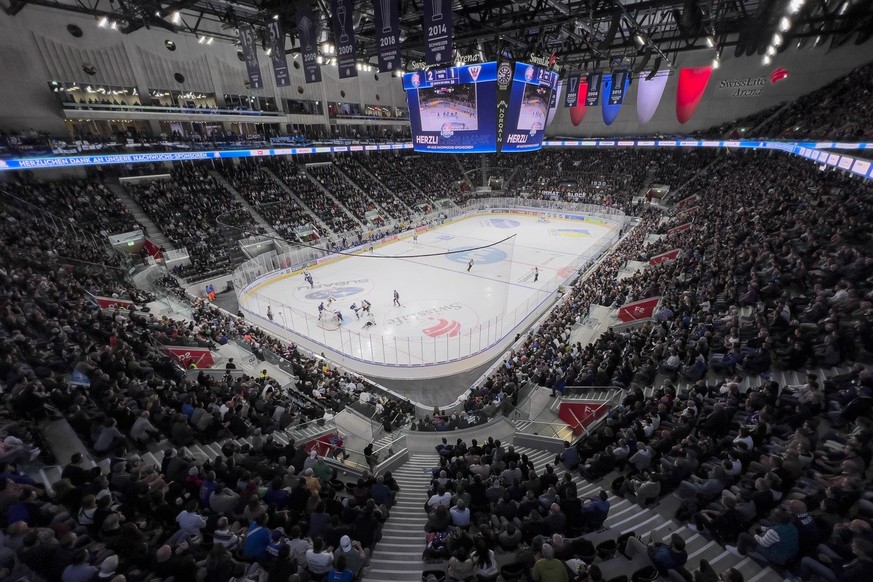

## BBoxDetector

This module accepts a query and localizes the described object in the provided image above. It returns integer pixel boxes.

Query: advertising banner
[163,345,215,368]
[648,248,682,266]
[618,296,660,323]
[668,222,693,235]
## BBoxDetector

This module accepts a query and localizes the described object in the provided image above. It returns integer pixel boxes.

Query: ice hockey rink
[238,213,618,376]
[419,103,478,132]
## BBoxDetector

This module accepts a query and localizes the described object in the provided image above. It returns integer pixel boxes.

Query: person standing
[393,290,401,307]
[267,305,273,321]
[467,259,474,272]
[534,267,539,282]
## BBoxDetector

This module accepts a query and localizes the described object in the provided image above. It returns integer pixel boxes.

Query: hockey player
[350,303,361,319]
[317,302,325,320]
[534,267,539,282]
[361,299,372,314]
[326,295,336,308]
[335,311,344,325]
[467,259,474,272]
[393,290,401,307]
[363,312,376,329]
[267,305,274,321]
[304,271,314,288]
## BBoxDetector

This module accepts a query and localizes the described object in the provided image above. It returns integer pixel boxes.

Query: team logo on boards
[446,246,507,265]
[423,317,462,337]
[469,65,481,81]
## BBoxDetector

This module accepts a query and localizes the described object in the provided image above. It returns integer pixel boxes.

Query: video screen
[403,62,497,153]
[517,83,550,131]
[418,84,478,132]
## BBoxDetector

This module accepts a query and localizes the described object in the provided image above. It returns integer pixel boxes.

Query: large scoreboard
[403,61,558,153]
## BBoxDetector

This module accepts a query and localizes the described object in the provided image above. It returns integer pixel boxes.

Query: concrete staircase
[452,154,476,191]
[107,180,171,249]
[514,446,782,582]
[209,170,282,240]
[261,166,333,234]
[363,453,436,582]
[347,159,416,217]
[333,163,401,222]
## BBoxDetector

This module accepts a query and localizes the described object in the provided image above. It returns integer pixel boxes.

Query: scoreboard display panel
[501,62,558,152]
[403,62,498,153]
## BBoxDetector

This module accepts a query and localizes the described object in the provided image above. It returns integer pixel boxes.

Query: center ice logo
[446,246,507,265]
[306,287,364,300]
[440,123,455,139]
[485,218,520,229]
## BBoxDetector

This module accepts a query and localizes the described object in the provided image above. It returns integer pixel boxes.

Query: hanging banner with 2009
[372,0,400,73]
[331,0,357,78]
[423,0,453,66]
[297,3,322,84]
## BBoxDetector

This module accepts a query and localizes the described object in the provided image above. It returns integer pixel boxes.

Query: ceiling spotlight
[265,48,272,56]
[97,16,109,27]
[789,0,805,13]
[712,58,720,69]
[705,36,715,48]
[634,34,645,46]
[772,32,783,46]
[198,35,206,43]
[763,55,772,65]
[171,11,181,24]
[206,37,213,45]
[109,20,117,30]
[779,17,791,32]
[272,14,279,20]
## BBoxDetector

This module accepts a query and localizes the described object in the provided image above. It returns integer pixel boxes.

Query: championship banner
[265,20,291,87]
[677,193,698,208]
[423,0,453,65]
[331,0,357,79]
[163,345,215,368]
[297,3,322,84]
[94,295,134,310]
[608,68,630,105]
[649,248,682,266]
[564,72,581,108]
[618,296,660,323]
[585,71,603,107]
[237,24,264,89]
[668,222,693,235]
[372,0,400,72]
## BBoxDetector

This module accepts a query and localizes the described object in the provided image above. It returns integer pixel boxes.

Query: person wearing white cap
[333,535,367,577]
[97,555,118,580]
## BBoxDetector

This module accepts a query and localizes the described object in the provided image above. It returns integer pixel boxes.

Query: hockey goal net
[317,312,341,331]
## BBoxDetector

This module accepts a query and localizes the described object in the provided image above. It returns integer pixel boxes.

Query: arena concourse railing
[230,198,627,369]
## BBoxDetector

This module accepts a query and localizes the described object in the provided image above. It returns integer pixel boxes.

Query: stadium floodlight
[766,45,776,56]
[705,36,715,47]
[762,55,772,65]
[772,32,783,46]
[634,34,645,46]
[97,16,109,27]
[171,11,181,24]
[712,57,719,69]
[779,17,792,32]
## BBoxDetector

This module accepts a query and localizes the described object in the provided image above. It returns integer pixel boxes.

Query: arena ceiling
[3,0,873,73]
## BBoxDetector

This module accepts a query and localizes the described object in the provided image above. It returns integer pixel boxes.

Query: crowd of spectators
[364,154,437,210]
[706,61,873,140]
[218,161,316,242]
[306,165,372,228]
[271,160,358,235]
[334,157,413,222]
[124,167,265,279]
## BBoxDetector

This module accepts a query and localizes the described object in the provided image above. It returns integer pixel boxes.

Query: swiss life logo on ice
[769,67,790,84]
